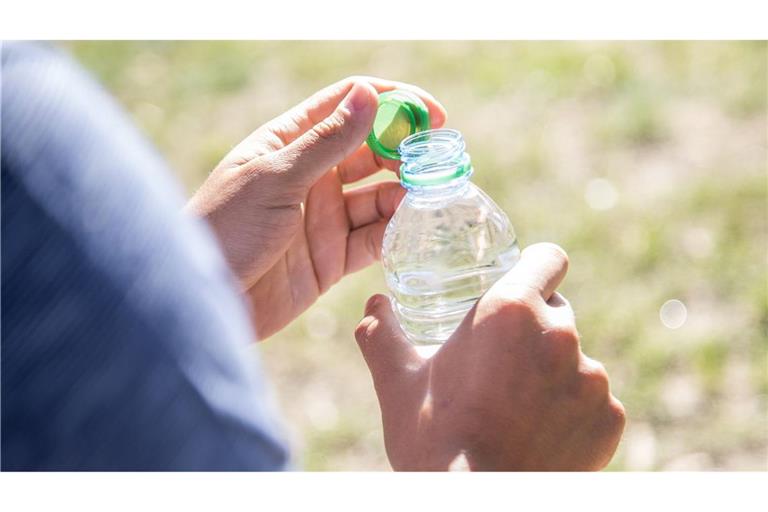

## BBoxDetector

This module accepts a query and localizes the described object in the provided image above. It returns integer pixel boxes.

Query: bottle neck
[405,177,472,205]
[398,129,473,199]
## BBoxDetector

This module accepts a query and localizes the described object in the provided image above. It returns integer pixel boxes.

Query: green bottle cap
[366,90,430,160]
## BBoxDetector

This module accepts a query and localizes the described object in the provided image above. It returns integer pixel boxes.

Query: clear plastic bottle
[382,129,521,345]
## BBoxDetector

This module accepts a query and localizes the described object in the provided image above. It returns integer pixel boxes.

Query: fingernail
[344,83,372,115]
[365,294,382,313]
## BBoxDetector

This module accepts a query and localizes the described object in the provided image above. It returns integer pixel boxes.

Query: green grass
[65,41,768,471]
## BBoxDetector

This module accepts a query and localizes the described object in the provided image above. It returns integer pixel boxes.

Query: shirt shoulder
[1,42,289,470]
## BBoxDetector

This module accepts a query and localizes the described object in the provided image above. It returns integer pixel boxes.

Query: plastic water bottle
[381,128,521,345]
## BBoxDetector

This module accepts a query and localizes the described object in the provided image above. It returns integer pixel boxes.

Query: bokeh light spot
[584,178,619,210]
[304,306,338,341]
[660,299,687,329]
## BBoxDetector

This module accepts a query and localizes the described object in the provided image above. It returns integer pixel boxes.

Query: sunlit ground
[67,41,768,470]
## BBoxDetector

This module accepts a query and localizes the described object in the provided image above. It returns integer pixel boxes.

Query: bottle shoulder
[390,182,511,226]
[382,182,517,268]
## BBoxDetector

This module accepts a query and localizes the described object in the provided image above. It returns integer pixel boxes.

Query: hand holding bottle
[356,243,626,471]
[186,77,447,339]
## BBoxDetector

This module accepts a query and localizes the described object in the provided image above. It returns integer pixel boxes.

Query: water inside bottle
[382,128,520,346]
[387,242,520,345]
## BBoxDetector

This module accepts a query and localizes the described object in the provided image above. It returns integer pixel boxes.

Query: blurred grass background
[64,41,767,471]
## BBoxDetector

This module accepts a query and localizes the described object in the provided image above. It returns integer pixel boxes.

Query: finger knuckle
[486,285,539,319]
[259,150,294,176]
[528,242,569,273]
[547,323,581,355]
[534,325,580,374]
[607,396,627,432]
[580,361,611,398]
[545,242,569,265]
[354,316,377,344]
[312,112,347,144]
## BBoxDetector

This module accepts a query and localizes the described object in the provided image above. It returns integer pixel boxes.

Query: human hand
[355,243,626,471]
[187,77,447,339]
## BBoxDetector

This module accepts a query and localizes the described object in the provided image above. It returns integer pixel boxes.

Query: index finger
[494,243,569,301]
[270,76,447,149]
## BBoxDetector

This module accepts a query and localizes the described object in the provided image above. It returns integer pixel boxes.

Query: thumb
[274,81,378,188]
[355,294,422,386]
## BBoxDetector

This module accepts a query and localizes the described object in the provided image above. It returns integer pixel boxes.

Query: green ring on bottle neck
[400,161,473,188]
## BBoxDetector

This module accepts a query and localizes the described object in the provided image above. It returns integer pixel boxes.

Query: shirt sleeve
[1,42,290,470]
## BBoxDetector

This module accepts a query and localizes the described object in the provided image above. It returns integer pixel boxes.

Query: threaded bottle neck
[398,129,473,193]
